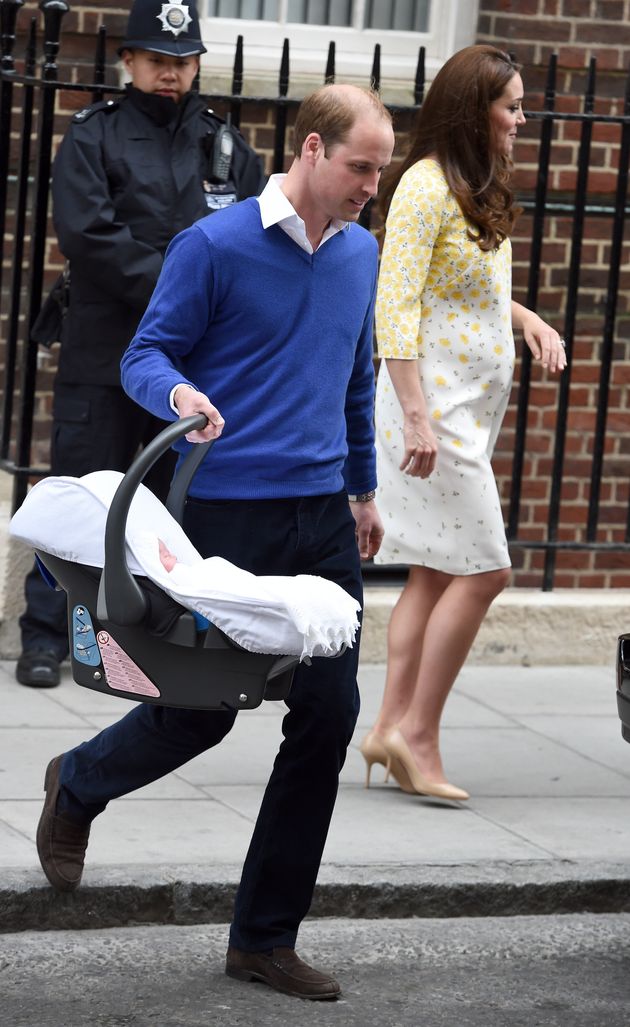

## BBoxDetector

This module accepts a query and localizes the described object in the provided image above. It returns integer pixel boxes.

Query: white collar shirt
[257,173,349,254]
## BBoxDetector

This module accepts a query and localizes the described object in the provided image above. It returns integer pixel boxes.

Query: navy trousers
[20,382,176,659]
[58,490,362,951]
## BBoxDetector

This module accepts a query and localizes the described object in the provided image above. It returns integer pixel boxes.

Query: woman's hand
[384,359,438,479]
[512,302,567,373]
[400,418,438,478]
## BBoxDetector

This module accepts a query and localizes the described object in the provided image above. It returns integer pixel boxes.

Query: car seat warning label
[96,631,161,697]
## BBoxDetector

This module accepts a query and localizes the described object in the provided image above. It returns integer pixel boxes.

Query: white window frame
[199,0,479,89]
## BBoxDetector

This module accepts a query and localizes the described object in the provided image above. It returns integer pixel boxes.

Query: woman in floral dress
[361,46,567,800]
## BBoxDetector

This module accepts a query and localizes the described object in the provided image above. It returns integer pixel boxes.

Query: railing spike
[324,39,335,84]
[584,54,596,113]
[38,0,69,80]
[232,33,243,96]
[278,36,289,98]
[370,42,380,92]
[414,45,425,105]
[1,0,26,72]
[544,51,557,108]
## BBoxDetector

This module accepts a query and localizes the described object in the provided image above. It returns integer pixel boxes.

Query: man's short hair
[292,85,392,158]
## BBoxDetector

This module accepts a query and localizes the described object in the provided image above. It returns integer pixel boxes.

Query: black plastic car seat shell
[35,416,298,711]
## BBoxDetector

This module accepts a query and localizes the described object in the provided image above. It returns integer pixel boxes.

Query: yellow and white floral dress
[374,159,514,574]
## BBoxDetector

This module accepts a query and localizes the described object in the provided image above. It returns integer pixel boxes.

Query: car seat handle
[97,414,213,626]
[165,430,216,524]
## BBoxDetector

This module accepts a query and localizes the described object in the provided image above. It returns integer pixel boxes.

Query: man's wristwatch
[347,490,376,503]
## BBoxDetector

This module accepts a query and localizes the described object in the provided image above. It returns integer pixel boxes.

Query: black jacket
[52,86,264,385]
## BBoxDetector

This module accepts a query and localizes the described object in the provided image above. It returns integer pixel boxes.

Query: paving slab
[512,713,630,777]
[452,662,615,716]
[1,655,630,932]
[474,797,630,861]
[0,820,38,865]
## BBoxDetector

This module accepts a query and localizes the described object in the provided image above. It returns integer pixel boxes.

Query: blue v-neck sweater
[121,197,379,499]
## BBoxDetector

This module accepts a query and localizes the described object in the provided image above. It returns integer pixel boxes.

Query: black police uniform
[53,85,262,389]
[19,86,264,669]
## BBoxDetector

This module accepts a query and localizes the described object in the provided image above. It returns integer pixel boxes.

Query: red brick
[562,0,591,16]
[605,410,630,432]
[491,457,514,478]
[611,364,630,384]
[553,547,596,570]
[554,46,592,70]
[513,141,542,165]
[561,481,581,500]
[611,483,630,503]
[594,550,630,568]
[556,93,583,114]
[594,49,624,71]
[512,571,545,586]
[576,573,607,585]
[597,504,629,523]
[492,0,541,13]
[56,89,89,112]
[587,168,623,193]
[81,11,123,36]
[515,525,548,541]
[587,145,610,167]
[522,479,551,499]
[494,14,572,42]
[236,105,274,125]
[556,120,584,144]
[594,1,627,20]
[547,571,578,586]
[528,384,563,406]
[578,21,630,46]
[564,433,593,454]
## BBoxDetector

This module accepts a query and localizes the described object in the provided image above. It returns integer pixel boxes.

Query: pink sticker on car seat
[96,631,161,697]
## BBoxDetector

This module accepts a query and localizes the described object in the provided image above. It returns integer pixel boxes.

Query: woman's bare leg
[372,566,450,736]
[396,566,511,783]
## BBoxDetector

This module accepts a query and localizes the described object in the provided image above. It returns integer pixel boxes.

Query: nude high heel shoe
[359,731,416,794]
[359,732,389,788]
[384,727,470,801]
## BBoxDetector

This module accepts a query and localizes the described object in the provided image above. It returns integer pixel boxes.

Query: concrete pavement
[1,656,630,931]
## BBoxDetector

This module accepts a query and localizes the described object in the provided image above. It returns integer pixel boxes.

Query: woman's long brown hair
[377,45,522,251]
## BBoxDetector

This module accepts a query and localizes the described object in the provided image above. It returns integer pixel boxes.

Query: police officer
[16,0,264,687]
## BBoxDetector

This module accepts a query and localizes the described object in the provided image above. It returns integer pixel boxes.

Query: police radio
[210,113,235,184]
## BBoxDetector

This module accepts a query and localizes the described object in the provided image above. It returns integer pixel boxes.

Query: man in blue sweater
[35,84,395,1000]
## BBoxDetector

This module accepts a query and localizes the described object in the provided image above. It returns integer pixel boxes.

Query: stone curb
[2,862,629,933]
[361,588,630,666]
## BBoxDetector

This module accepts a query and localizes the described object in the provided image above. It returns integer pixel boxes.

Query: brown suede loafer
[225,945,340,1000]
[36,754,91,892]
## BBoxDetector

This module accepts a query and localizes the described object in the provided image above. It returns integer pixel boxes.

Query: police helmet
[118,0,207,57]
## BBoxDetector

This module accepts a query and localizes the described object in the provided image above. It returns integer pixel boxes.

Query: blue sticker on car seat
[72,605,101,666]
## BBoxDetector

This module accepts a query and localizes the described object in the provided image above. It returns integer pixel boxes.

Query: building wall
[477,1,630,586]
[5,1,630,587]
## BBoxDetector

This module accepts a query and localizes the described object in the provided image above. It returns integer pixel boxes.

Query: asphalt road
[2,914,629,1027]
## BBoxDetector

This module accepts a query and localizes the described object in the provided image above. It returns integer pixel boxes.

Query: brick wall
[477,1,630,586]
[4,2,630,587]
